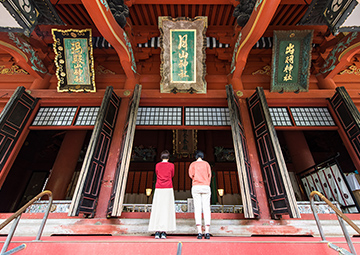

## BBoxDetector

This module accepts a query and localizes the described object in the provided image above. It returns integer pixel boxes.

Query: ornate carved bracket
[319,32,360,79]
[0,32,47,78]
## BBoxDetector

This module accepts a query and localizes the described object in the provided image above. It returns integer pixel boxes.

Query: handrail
[310,191,360,255]
[0,190,53,255]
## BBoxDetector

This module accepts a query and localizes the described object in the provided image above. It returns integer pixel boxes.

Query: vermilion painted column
[239,99,271,219]
[316,74,336,90]
[30,74,52,90]
[95,97,130,218]
[45,130,87,200]
[283,131,315,173]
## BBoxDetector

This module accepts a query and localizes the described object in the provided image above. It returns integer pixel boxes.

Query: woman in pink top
[188,150,212,239]
[148,150,176,239]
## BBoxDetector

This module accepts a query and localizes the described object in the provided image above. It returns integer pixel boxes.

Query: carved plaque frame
[271,30,313,93]
[159,16,207,94]
[52,28,96,92]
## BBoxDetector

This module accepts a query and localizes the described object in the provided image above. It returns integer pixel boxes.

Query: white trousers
[191,185,211,226]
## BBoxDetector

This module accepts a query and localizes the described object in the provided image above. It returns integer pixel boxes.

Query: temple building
[1,0,360,253]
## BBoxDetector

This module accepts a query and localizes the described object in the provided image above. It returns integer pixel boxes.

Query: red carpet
[1,236,360,255]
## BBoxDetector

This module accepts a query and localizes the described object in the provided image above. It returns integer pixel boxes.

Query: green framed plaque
[159,16,207,94]
[170,29,196,83]
[52,28,96,92]
[271,30,313,93]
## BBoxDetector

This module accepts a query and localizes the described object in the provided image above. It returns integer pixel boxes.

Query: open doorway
[124,129,242,212]
[0,130,91,212]
[277,130,360,212]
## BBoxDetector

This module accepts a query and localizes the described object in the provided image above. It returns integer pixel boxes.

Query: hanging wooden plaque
[52,28,96,92]
[271,30,313,93]
[159,16,207,94]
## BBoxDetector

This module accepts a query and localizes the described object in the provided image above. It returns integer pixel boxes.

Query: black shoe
[155,232,160,239]
[197,233,203,239]
[160,232,167,239]
[204,233,210,239]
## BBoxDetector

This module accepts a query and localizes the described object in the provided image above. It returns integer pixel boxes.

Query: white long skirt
[148,188,176,232]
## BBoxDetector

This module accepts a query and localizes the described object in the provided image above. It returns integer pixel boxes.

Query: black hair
[160,150,170,160]
[195,150,204,160]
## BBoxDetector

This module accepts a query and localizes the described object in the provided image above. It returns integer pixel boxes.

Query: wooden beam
[50,0,306,6]
[50,0,81,3]
[264,25,329,37]
[290,5,308,24]
[280,0,308,4]
[37,25,101,44]
[216,5,225,26]
[126,0,236,5]
[134,5,146,25]
[81,0,139,88]
[230,0,281,90]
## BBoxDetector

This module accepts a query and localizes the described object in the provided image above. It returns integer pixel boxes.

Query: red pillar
[45,130,87,200]
[229,75,244,91]
[30,73,52,89]
[95,97,130,218]
[239,99,271,219]
[316,74,336,90]
[283,131,315,173]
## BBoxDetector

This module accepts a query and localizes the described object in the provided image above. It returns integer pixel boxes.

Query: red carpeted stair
[2,236,360,255]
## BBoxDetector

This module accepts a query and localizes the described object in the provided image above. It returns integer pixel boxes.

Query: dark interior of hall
[0,130,91,212]
[1,128,357,212]
[128,129,239,204]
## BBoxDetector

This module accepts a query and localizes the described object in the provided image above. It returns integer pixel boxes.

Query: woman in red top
[148,150,176,239]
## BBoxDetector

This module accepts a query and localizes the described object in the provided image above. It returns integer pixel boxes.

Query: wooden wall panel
[223,171,231,194]
[179,162,185,191]
[230,171,239,194]
[126,171,134,193]
[217,171,225,190]
[173,163,179,191]
[139,171,147,194]
[185,162,191,190]
[146,171,154,189]
[132,171,141,194]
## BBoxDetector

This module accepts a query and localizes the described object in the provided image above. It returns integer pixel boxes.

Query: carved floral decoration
[214,147,235,162]
[131,145,156,162]
[340,64,360,76]
[0,65,28,75]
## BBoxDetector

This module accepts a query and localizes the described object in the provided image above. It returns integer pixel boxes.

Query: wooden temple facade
[0,0,360,238]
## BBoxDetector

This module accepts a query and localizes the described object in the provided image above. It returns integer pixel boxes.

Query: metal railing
[122,204,243,213]
[310,191,360,255]
[0,190,53,255]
